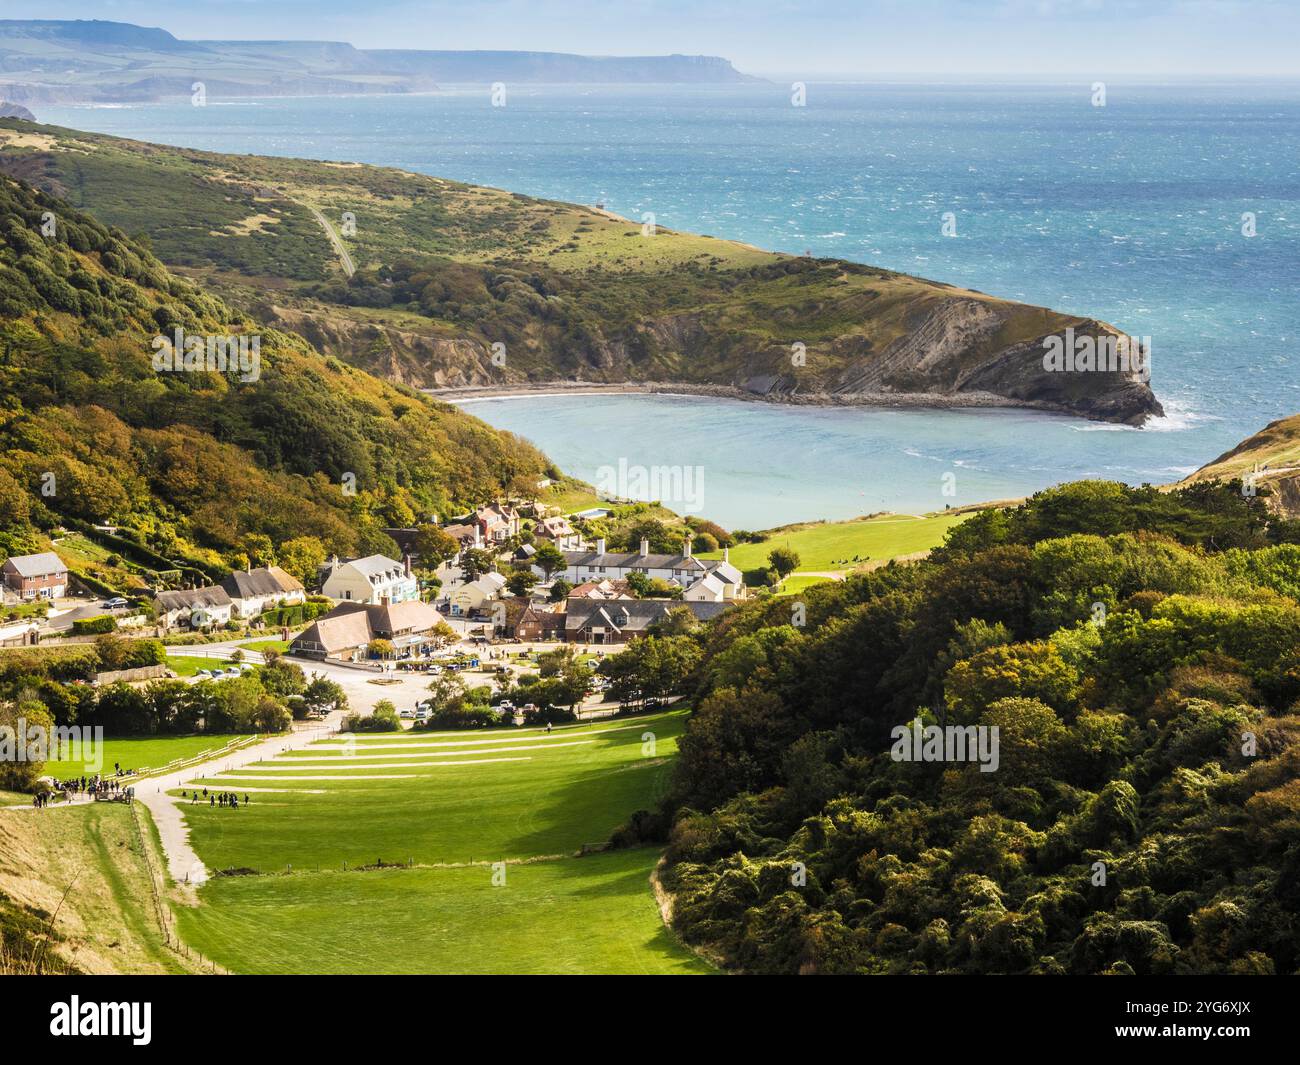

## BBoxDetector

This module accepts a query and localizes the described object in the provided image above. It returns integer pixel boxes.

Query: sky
[6,1,1300,78]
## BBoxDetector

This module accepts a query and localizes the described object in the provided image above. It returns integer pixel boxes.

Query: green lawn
[179,712,686,870]
[177,846,709,975]
[164,654,234,677]
[700,511,968,574]
[775,574,836,597]
[239,639,290,654]
[44,734,252,777]
[169,710,705,974]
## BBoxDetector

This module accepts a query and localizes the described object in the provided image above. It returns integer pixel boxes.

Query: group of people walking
[183,787,251,809]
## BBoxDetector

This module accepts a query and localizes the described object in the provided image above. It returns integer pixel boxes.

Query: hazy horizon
[4,2,1300,79]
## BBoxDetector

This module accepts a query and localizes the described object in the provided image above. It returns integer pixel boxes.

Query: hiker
[244,794,250,805]
[210,795,215,807]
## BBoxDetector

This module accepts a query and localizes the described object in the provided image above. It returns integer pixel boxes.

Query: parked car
[194,669,212,678]
[398,708,416,720]
[224,666,243,676]
[414,708,431,721]
[103,597,129,609]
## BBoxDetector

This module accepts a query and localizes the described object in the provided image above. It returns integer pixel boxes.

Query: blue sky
[9,1,1300,77]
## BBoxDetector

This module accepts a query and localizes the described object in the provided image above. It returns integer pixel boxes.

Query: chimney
[381,594,391,607]
[596,538,606,556]
[639,537,649,557]
[403,554,413,577]
[723,546,730,563]
[683,535,693,560]
[473,525,483,548]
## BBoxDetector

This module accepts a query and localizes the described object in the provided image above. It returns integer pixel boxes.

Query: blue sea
[43,83,1300,527]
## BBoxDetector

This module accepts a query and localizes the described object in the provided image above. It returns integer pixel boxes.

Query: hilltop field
[0,119,1159,424]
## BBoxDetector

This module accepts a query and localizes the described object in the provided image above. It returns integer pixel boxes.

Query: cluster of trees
[647,479,1300,974]
[0,645,348,787]
[0,177,550,588]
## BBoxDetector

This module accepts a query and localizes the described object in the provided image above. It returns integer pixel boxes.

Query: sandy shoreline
[425,379,1080,417]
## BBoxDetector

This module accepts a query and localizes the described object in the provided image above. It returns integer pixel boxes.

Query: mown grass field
[775,574,836,597]
[171,711,708,974]
[700,511,968,574]
[179,713,687,870]
[44,734,252,778]
[178,846,705,975]
[164,654,235,677]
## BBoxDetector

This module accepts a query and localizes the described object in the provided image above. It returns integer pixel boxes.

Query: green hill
[657,479,1300,974]
[1182,413,1300,518]
[0,172,548,583]
[0,119,1161,425]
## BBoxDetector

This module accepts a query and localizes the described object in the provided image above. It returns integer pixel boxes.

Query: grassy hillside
[169,711,709,974]
[0,120,1160,424]
[0,802,197,974]
[0,170,549,583]
[699,511,969,576]
[1182,413,1300,519]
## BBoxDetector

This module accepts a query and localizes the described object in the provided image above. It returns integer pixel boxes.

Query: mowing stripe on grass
[263,740,596,764]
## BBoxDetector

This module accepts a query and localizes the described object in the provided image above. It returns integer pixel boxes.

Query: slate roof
[564,598,731,635]
[3,552,66,577]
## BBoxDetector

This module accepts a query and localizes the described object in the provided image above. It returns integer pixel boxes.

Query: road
[302,202,356,278]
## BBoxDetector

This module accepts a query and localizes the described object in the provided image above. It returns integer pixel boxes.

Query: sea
[41,82,1300,528]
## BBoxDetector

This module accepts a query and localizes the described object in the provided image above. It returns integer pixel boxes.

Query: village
[0,497,746,722]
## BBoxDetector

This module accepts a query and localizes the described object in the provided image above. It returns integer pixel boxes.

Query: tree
[367,638,395,659]
[278,536,327,585]
[411,525,460,572]
[302,675,347,717]
[506,567,539,597]
[260,658,306,698]
[460,548,497,582]
[238,533,276,568]
[532,540,566,580]
[426,671,470,714]
[428,619,458,647]
[768,546,801,580]
[0,698,53,791]
[549,579,572,602]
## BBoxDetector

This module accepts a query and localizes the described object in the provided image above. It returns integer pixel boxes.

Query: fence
[128,801,229,975]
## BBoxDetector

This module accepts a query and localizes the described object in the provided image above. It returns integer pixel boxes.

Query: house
[683,572,727,603]
[320,555,418,605]
[533,515,580,550]
[2,551,68,600]
[514,601,566,641]
[290,598,443,661]
[220,566,305,618]
[513,543,537,564]
[568,578,635,600]
[449,571,507,617]
[442,522,484,552]
[472,502,520,544]
[154,586,234,630]
[565,598,732,644]
[547,537,744,598]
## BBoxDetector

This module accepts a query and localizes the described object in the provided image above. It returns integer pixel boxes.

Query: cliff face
[0,119,1163,426]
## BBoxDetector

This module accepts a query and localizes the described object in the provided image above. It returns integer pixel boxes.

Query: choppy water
[44,82,1300,526]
